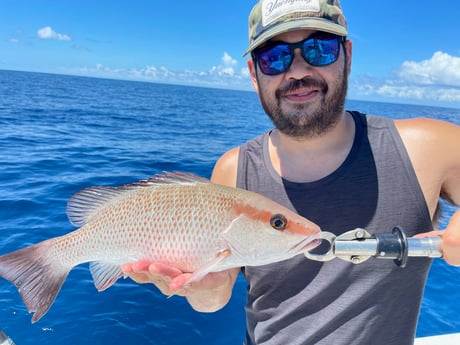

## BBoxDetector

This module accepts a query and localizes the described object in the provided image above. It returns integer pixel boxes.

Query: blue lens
[255,35,342,75]
[258,45,293,76]
[303,37,340,66]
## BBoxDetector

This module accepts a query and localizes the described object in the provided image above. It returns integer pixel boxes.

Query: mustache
[276,78,327,97]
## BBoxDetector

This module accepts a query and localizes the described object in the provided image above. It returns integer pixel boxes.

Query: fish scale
[0,172,320,322]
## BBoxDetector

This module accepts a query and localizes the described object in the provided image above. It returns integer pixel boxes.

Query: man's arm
[397,118,460,265]
[433,119,460,265]
[121,147,242,311]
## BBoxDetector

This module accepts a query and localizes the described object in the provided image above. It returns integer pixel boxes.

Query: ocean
[0,69,459,344]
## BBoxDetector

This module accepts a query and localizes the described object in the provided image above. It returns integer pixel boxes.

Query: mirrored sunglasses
[253,34,345,76]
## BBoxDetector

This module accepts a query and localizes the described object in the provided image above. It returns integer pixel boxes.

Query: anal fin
[89,261,124,291]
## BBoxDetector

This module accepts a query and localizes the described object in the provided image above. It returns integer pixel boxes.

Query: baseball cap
[243,0,348,56]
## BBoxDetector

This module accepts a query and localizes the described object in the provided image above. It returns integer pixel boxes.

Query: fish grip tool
[304,227,443,267]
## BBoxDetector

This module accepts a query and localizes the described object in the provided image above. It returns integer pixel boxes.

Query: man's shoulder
[210,131,270,187]
[395,117,459,139]
[396,117,460,206]
[211,147,240,187]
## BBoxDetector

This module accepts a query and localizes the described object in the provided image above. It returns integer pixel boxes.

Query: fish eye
[270,214,288,230]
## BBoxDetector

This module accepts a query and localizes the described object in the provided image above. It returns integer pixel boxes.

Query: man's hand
[415,209,460,266]
[121,260,185,295]
[121,260,240,312]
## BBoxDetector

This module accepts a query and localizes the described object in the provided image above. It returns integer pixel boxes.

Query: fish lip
[293,238,322,254]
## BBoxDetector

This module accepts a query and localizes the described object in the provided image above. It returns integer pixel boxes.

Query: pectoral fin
[181,250,231,288]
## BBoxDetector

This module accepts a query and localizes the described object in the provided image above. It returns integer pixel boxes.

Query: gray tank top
[236,112,433,345]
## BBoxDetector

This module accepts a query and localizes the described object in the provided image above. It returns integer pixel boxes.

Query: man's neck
[268,111,356,183]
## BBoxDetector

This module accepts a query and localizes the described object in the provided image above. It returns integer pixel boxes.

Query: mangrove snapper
[0,172,320,322]
[0,329,15,345]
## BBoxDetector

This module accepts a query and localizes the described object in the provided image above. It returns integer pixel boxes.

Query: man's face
[249,29,352,139]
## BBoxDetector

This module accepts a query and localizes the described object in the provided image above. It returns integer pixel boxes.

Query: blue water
[0,69,459,344]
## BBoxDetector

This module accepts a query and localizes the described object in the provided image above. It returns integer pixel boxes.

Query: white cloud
[67,52,252,90]
[222,52,237,66]
[351,51,460,105]
[50,47,460,106]
[209,52,239,77]
[397,51,460,87]
[37,26,71,41]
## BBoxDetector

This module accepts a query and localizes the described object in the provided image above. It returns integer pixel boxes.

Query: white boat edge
[415,333,460,344]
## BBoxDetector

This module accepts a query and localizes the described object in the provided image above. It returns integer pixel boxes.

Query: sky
[1,0,460,108]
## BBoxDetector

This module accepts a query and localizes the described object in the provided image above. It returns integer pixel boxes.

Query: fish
[0,172,320,323]
[0,329,15,345]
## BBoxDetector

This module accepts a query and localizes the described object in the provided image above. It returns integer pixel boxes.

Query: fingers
[121,261,153,284]
[413,230,444,238]
[122,261,181,280]
[147,262,184,278]
[170,274,192,291]
[417,210,460,266]
[442,210,460,266]
[121,262,239,312]
[121,261,190,295]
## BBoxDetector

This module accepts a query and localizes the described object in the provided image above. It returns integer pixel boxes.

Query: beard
[259,65,348,139]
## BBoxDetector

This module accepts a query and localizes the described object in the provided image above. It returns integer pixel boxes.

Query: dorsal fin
[132,171,211,186]
[66,186,126,227]
[66,172,211,227]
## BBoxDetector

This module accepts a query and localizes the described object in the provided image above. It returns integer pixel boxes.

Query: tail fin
[0,328,16,345]
[0,240,69,323]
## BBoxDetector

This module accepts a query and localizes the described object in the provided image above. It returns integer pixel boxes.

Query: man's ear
[344,40,353,75]
[248,58,259,94]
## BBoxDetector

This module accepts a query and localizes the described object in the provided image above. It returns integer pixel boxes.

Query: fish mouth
[294,237,322,254]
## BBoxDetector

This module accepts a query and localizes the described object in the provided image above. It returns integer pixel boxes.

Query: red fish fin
[89,261,123,291]
[66,172,211,227]
[182,249,231,288]
[66,187,126,227]
[134,172,211,186]
[0,241,69,323]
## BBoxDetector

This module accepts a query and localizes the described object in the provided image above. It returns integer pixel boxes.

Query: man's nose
[285,48,314,79]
